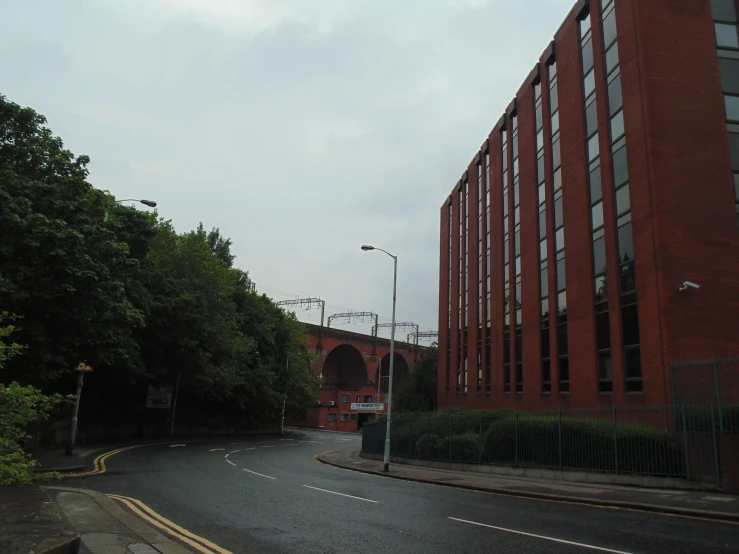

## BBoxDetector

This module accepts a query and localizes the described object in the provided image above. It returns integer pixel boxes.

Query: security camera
[678,281,700,292]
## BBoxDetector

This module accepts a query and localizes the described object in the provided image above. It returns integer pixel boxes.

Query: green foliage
[394,344,438,413]
[0,382,70,485]
[374,408,685,476]
[0,93,321,431]
[0,312,23,369]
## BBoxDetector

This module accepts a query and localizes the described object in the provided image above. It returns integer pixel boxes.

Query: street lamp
[104,198,157,223]
[361,244,397,473]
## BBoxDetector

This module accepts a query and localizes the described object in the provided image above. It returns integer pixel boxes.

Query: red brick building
[438,0,739,411]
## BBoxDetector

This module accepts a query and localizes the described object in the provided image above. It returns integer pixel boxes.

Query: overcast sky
[1,0,573,341]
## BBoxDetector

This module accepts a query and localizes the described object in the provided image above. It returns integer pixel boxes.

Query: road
[76,430,739,554]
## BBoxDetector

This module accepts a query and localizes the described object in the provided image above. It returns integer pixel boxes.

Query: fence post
[612,405,618,474]
[449,415,454,462]
[681,403,690,481]
[713,359,724,433]
[427,412,431,460]
[558,408,563,469]
[710,404,722,488]
[514,411,519,467]
[479,413,483,464]
[409,418,413,457]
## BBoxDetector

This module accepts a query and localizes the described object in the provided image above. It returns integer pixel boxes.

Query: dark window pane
[605,43,619,75]
[514,182,520,205]
[557,291,567,316]
[603,9,617,48]
[608,73,623,115]
[539,208,547,239]
[584,69,596,98]
[553,168,562,191]
[515,255,521,276]
[512,138,519,160]
[558,357,570,392]
[536,102,543,130]
[716,23,739,48]
[552,137,561,169]
[595,274,608,304]
[592,201,604,230]
[541,298,550,321]
[725,95,739,121]
[593,235,606,274]
[538,183,546,205]
[613,145,629,186]
[719,59,739,94]
[588,134,600,161]
[551,110,560,135]
[712,0,738,22]
[542,359,551,391]
[540,239,548,261]
[504,239,509,261]
[541,265,548,297]
[586,97,598,137]
[616,184,630,215]
[558,322,568,355]
[503,192,509,216]
[556,227,565,251]
[582,38,594,74]
[617,221,634,264]
[550,87,559,115]
[589,164,602,203]
[504,339,510,363]
[621,303,640,347]
[554,197,563,228]
[516,363,523,392]
[580,14,591,37]
[537,153,545,181]
[515,230,520,255]
[624,347,643,381]
[515,331,522,360]
[610,110,625,142]
[556,257,566,291]
[620,262,636,295]
[596,310,611,350]
[598,353,613,393]
[730,132,739,171]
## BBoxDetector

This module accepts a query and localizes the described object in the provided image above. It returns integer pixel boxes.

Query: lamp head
[361,245,375,251]
[140,199,157,207]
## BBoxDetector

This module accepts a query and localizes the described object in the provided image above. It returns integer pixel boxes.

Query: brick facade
[438,0,739,412]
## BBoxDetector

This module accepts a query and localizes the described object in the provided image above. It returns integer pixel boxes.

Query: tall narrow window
[484,147,492,392]
[502,125,511,394]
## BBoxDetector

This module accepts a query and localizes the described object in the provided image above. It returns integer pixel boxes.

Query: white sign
[351,403,384,412]
[146,386,172,409]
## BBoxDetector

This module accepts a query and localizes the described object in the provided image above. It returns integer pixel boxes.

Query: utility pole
[281,354,289,437]
[66,362,93,456]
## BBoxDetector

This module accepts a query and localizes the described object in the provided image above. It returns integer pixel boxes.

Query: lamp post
[361,244,397,473]
[281,354,289,437]
[104,198,157,222]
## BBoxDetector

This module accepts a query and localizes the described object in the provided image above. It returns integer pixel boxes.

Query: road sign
[351,403,384,412]
[74,362,93,372]
[146,386,173,409]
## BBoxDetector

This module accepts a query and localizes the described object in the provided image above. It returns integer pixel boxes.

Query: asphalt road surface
[76,430,739,554]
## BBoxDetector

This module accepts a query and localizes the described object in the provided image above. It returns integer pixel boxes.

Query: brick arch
[321,344,367,389]
[376,352,411,394]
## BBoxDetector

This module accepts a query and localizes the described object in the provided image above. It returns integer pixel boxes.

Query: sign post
[66,362,93,456]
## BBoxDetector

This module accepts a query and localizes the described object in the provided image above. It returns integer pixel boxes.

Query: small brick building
[438,0,739,411]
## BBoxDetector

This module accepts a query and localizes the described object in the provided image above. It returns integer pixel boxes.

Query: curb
[316,453,739,525]
[46,486,191,553]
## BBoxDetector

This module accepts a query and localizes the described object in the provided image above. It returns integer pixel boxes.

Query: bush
[0,382,71,485]
[440,433,481,463]
[415,433,444,459]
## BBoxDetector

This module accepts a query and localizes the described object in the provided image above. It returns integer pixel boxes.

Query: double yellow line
[65,444,148,477]
[110,494,231,554]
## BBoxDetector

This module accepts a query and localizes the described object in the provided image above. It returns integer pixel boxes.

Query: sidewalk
[46,486,191,554]
[318,447,739,523]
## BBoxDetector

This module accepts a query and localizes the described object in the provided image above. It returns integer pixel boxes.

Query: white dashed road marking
[243,468,277,480]
[209,448,225,452]
[448,517,632,553]
[303,485,378,504]
[226,459,236,466]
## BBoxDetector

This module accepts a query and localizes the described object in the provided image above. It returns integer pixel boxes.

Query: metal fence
[362,405,724,485]
[671,358,739,433]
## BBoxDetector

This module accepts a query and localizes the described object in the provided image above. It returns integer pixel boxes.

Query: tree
[394,344,438,412]
[0,95,150,384]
